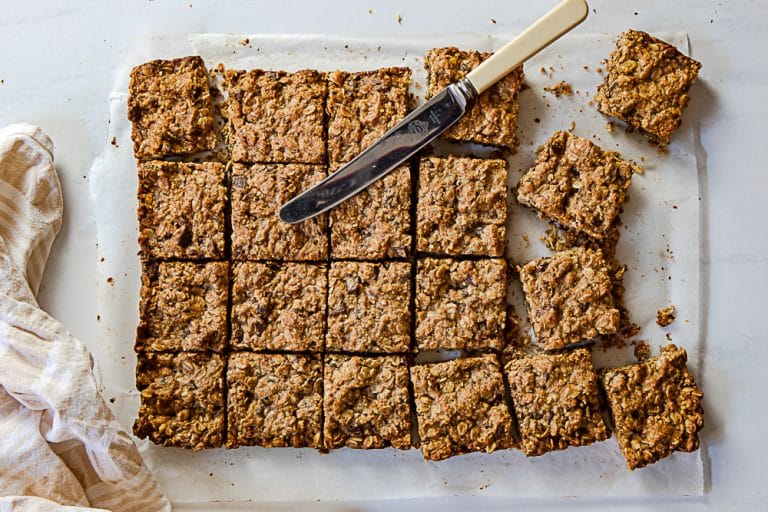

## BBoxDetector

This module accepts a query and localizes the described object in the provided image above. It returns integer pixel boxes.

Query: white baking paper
[90,32,704,505]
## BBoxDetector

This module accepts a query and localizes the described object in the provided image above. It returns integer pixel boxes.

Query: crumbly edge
[599,344,704,470]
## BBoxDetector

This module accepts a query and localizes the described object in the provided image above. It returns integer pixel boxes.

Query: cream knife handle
[466,0,589,94]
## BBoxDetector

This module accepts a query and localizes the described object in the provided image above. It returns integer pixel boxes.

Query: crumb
[534,117,541,123]
[106,277,114,285]
[569,120,576,132]
[96,315,101,321]
[656,305,676,327]
[368,8,372,14]
[596,66,603,73]
[633,340,651,360]
[397,14,402,24]
[544,81,573,97]
[583,65,590,71]
[109,397,116,404]
[100,257,105,263]
[666,332,673,341]
[239,38,249,46]
[110,136,119,147]
[540,67,547,75]
[491,18,497,24]
[605,121,614,133]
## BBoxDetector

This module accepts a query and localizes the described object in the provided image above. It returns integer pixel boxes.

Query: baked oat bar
[600,344,704,470]
[505,349,609,457]
[326,68,411,165]
[415,258,506,351]
[519,248,619,350]
[327,261,410,353]
[517,131,637,240]
[128,56,217,159]
[231,163,328,261]
[231,262,326,352]
[136,261,228,352]
[137,161,226,260]
[424,47,523,148]
[324,355,411,450]
[133,352,225,450]
[417,156,507,257]
[329,164,411,260]
[595,30,702,145]
[227,352,323,449]
[224,69,326,163]
[411,355,516,461]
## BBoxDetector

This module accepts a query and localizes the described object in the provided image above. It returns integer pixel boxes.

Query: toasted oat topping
[417,156,507,257]
[231,262,326,352]
[231,163,328,261]
[519,248,619,350]
[411,355,516,461]
[505,349,609,456]
[329,165,411,259]
[224,69,326,163]
[327,262,411,353]
[128,56,217,159]
[415,258,507,351]
[517,130,637,240]
[137,161,226,259]
[595,30,701,145]
[324,355,411,450]
[227,353,323,449]
[326,68,412,165]
[600,344,704,470]
[656,305,677,327]
[424,47,523,148]
[136,261,228,352]
[133,352,225,450]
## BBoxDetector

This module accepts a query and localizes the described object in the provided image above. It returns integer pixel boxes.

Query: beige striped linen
[0,124,170,512]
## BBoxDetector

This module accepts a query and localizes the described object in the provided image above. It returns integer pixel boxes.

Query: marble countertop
[1,0,766,510]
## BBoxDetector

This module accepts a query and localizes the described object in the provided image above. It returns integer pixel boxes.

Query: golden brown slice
[227,353,323,449]
[600,344,704,470]
[231,262,326,352]
[505,349,609,456]
[595,30,701,145]
[327,261,411,353]
[128,56,217,159]
[224,69,327,163]
[134,352,225,450]
[136,261,228,352]
[137,161,226,260]
[415,258,506,351]
[519,248,619,350]
[323,355,411,450]
[517,131,637,240]
[417,156,507,257]
[411,355,516,461]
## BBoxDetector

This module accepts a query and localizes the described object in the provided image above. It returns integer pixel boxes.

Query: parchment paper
[90,32,704,504]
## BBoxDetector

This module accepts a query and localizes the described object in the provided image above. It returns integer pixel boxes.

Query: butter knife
[279,0,589,224]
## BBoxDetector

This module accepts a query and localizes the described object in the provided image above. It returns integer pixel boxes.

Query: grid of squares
[127,41,704,467]
[128,56,518,455]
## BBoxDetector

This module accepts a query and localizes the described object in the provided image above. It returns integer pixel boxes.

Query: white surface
[91,31,701,503]
[0,0,766,510]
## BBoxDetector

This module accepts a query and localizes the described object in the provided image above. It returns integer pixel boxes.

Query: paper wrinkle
[90,32,703,504]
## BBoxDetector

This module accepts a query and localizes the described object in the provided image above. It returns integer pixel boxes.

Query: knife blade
[279,0,589,224]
